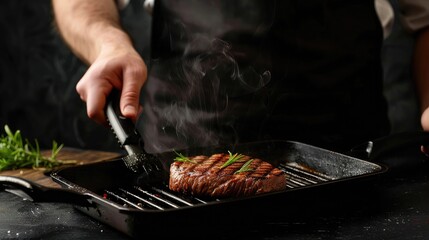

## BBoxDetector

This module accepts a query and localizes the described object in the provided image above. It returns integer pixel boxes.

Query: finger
[76,78,88,102]
[86,86,109,125]
[120,63,147,120]
[421,145,429,157]
[421,108,429,131]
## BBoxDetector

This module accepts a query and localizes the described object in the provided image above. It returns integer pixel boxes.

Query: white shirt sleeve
[399,0,429,32]
[116,0,130,10]
[376,0,395,39]
[116,0,154,14]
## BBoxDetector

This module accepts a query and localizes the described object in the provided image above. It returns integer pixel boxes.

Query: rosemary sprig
[0,125,75,171]
[220,151,245,169]
[173,150,197,163]
[234,159,254,174]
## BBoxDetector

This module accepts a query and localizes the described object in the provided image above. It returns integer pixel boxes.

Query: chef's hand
[76,44,147,125]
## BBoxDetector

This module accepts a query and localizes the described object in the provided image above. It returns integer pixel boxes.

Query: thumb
[120,87,140,120]
[120,66,146,120]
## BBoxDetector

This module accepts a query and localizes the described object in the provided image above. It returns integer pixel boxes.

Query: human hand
[76,44,147,125]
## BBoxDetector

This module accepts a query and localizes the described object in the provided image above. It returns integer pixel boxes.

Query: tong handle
[106,90,141,149]
[105,90,167,179]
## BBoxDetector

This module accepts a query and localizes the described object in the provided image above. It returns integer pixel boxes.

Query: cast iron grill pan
[52,140,384,209]
[3,132,429,238]
[45,140,387,236]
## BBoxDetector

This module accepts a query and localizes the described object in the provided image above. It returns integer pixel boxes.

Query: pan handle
[0,176,93,207]
[349,131,429,161]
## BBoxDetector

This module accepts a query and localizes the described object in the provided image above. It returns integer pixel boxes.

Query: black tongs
[106,90,164,183]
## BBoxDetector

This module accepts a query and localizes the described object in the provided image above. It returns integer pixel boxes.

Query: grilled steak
[169,153,287,198]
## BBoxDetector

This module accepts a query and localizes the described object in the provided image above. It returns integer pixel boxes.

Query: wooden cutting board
[0,147,121,188]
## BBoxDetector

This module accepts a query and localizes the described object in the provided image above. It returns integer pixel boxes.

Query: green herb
[220,151,245,169]
[0,125,75,171]
[234,159,254,174]
[173,150,197,163]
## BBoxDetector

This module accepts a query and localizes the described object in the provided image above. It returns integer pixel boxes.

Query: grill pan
[1,133,429,238]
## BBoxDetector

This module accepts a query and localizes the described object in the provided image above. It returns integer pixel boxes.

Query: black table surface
[1,150,429,240]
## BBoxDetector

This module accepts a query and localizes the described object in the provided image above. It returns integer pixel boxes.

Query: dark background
[0,0,151,151]
[0,0,421,151]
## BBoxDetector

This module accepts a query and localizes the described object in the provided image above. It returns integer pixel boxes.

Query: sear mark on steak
[169,153,287,198]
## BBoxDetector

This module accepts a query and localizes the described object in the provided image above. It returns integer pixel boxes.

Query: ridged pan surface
[51,140,386,212]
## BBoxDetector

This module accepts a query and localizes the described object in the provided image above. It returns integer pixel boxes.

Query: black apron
[137,0,389,153]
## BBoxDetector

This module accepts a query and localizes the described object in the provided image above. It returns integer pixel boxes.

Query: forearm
[414,27,429,111]
[412,26,429,130]
[51,0,132,64]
